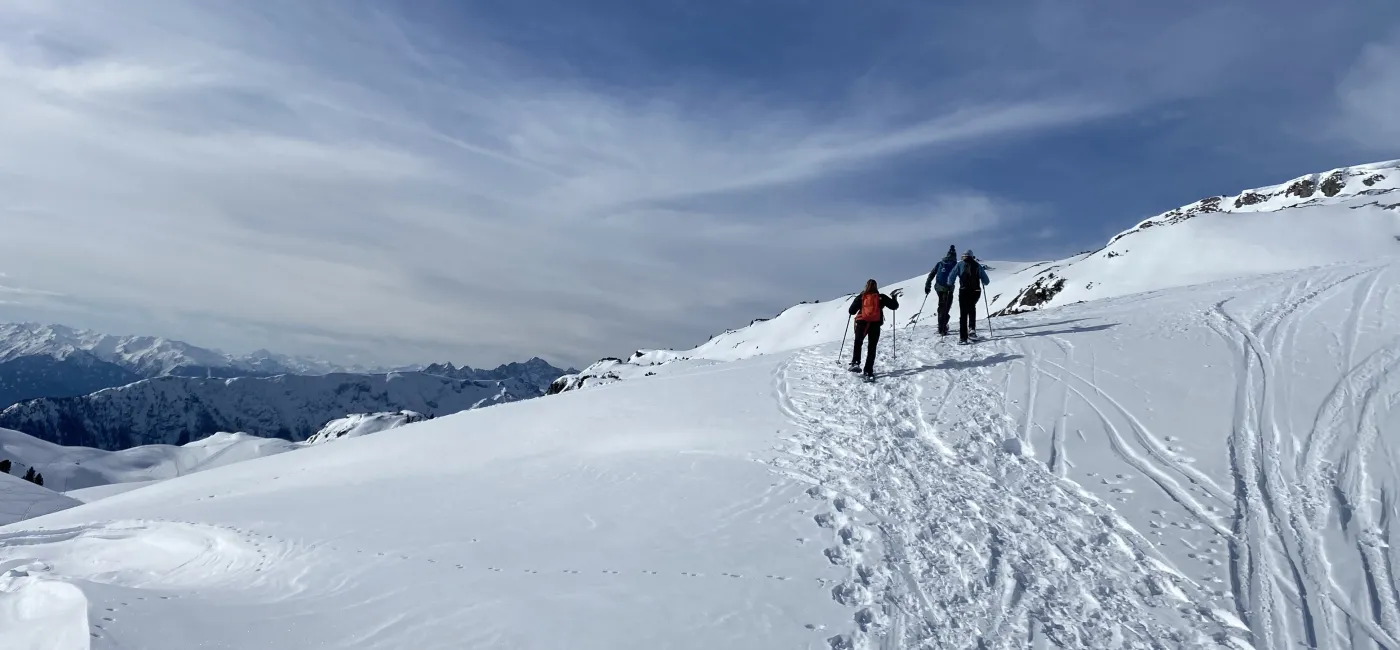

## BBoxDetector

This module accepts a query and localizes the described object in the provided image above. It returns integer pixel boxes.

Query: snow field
[2,354,855,649]
[1,256,1398,648]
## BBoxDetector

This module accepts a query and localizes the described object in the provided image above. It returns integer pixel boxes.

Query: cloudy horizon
[1,1,1396,369]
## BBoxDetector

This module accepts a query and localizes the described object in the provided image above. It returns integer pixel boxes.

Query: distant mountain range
[0,322,391,378]
[0,372,533,450]
[0,322,578,449]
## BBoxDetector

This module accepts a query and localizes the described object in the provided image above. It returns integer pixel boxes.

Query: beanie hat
[964,249,975,258]
[946,245,956,257]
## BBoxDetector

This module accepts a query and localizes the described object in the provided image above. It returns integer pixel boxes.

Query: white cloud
[1335,30,1400,150]
[0,2,1120,366]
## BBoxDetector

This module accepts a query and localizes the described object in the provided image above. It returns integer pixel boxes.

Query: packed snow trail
[773,260,1400,649]
[774,337,1243,648]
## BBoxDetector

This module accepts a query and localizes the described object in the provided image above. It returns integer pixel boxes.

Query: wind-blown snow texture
[0,372,529,450]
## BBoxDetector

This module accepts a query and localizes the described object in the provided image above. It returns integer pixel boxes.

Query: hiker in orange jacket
[847,279,902,377]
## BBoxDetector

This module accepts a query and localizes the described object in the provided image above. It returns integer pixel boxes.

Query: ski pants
[851,320,881,374]
[935,288,954,334]
[959,290,980,341]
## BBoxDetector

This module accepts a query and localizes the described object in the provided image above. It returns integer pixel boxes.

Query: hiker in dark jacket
[847,279,902,377]
[947,251,990,343]
[924,245,959,336]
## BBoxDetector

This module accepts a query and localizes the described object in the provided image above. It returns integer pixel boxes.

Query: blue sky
[0,0,1397,368]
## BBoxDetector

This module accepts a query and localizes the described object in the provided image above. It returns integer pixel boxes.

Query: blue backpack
[934,258,957,290]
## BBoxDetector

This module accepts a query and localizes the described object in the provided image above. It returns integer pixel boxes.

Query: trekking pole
[837,314,851,365]
[914,293,929,328]
[892,311,898,362]
[983,292,995,340]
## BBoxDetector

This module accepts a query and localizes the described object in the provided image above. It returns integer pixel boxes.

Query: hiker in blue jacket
[923,245,959,336]
[947,250,990,344]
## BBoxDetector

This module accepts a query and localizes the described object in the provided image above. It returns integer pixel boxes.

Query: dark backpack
[961,258,981,290]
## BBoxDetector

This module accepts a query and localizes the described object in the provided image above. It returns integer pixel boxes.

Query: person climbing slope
[946,250,990,344]
[847,280,902,378]
[924,245,959,336]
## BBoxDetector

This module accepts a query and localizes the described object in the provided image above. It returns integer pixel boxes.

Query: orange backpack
[857,292,882,322]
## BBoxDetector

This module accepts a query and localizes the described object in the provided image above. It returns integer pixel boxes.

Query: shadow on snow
[881,352,1025,378]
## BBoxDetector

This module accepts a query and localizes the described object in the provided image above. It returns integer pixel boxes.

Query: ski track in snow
[773,337,1242,649]
[771,263,1400,649]
[1203,266,1400,650]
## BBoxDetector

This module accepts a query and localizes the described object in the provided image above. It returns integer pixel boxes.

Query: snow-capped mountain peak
[0,322,359,378]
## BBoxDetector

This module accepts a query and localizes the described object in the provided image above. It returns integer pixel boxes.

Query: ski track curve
[771,328,1244,649]
[1207,266,1400,650]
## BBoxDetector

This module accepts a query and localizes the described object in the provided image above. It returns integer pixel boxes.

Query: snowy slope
[989,159,1400,315]
[0,427,298,492]
[3,258,1400,648]
[554,160,1400,395]
[550,261,1038,393]
[0,472,79,527]
[0,354,854,650]
[0,371,530,450]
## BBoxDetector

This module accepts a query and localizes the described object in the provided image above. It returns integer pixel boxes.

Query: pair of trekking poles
[836,291,994,364]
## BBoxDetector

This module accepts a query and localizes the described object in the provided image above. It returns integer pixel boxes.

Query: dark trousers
[936,289,954,334]
[959,290,980,341]
[851,320,882,374]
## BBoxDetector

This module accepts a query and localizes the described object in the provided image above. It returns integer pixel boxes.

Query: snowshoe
[846,364,861,372]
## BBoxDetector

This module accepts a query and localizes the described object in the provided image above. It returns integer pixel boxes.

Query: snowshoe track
[774,331,1242,649]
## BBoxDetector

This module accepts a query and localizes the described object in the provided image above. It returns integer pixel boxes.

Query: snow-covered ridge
[0,372,532,450]
[0,427,300,494]
[1111,159,1399,244]
[992,159,1400,315]
[423,357,579,396]
[304,411,428,445]
[0,408,432,498]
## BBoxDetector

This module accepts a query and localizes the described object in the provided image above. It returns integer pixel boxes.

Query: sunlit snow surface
[2,258,1398,648]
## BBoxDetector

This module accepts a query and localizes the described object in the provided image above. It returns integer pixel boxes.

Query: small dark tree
[22,466,36,483]
[34,473,43,487]
[0,459,10,474]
